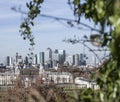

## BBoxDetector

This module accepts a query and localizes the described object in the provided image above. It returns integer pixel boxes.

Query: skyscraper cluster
[65,53,87,66]
[33,48,66,68]
[29,48,87,68]
[1,48,88,69]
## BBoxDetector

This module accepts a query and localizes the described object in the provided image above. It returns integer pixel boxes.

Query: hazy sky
[0,0,105,63]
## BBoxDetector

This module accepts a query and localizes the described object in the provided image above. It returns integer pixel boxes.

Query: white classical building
[75,77,99,89]
[46,71,73,84]
[0,73,16,86]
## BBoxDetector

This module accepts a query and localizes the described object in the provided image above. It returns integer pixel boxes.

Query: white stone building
[46,71,73,84]
[0,73,16,86]
[75,77,99,89]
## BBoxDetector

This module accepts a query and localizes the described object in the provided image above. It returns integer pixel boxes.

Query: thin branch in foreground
[11,6,102,33]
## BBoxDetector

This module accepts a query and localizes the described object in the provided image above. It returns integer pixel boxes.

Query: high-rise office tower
[6,56,12,66]
[52,52,60,68]
[24,56,29,65]
[54,49,58,53]
[15,53,23,65]
[45,48,52,62]
[39,52,44,66]
[79,53,87,65]
[33,54,38,64]
[74,54,79,66]
[58,49,66,64]
[66,55,74,66]
[52,52,60,62]
[16,53,19,64]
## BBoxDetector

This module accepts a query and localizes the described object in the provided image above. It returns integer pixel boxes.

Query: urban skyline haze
[0,0,105,63]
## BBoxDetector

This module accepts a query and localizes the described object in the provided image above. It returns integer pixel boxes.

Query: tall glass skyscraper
[39,52,44,66]
[58,50,66,64]
[45,48,52,62]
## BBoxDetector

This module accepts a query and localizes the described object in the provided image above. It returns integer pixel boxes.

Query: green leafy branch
[19,0,43,46]
[73,0,120,101]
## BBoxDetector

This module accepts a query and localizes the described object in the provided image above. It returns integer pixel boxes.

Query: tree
[72,0,120,102]
[19,0,120,101]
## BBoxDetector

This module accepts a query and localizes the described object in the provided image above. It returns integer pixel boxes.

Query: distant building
[15,53,23,65]
[58,50,66,64]
[6,56,13,67]
[45,48,52,63]
[74,54,79,66]
[75,77,99,89]
[52,49,66,66]
[24,56,29,65]
[54,49,58,53]
[0,73,16,87]
[33,54,38,65]
[66,55,74,66]
[15,53,19,64]
[52,53,60,68]
[92,56,97,66]
[52,53,60,62]
[46,71,73,84]
[39,52,44,66]
[79,53,87,66]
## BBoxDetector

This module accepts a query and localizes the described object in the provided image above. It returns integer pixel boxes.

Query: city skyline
[1,48,89,67]
[0,0,103,63]
[0,47,106,68]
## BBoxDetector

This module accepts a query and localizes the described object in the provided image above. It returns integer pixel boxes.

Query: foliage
[19,0,43,46]
[65,88,100,102]
[20,0,120,102]
[77,88,99,102]
[73,0,120,102]
[0,81,72,102]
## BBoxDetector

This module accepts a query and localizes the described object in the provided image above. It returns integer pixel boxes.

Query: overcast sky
[0,0,106,63]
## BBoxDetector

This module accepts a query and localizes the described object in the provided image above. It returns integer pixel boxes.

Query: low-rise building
[75,77,99,89]
[48,71,73,84]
